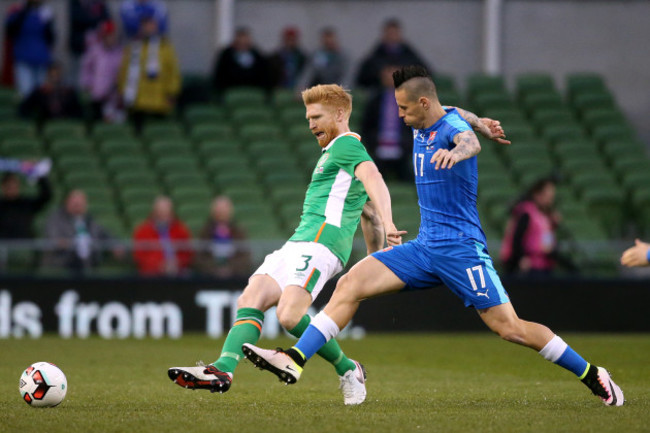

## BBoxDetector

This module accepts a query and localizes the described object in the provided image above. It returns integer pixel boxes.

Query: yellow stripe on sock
[292,346,306,361]
[579,362,591,380]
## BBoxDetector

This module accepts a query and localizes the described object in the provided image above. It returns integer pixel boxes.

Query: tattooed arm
[430,130,482,170]
[454,106,511,145]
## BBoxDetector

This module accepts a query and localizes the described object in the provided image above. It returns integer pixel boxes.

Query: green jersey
[290,132,373,265]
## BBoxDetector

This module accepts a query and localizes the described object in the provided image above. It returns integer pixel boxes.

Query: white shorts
[252,241,343,300]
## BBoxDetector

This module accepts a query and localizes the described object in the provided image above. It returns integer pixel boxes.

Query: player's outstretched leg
[169,275,280,393]
[287,314,367,405]
[478,303,624,406]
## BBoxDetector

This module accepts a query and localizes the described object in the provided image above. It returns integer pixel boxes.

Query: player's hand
[480,118,511,145]
[620,239,650,267]
[430,148,460,170]
[385,224,407,246]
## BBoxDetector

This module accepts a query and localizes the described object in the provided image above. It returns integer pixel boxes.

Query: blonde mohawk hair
[301,84,352,119]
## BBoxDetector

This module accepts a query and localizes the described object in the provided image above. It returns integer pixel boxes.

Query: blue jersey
[411,107,486,246]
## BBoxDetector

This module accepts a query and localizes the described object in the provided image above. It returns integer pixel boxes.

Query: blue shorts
[372,239,509,309]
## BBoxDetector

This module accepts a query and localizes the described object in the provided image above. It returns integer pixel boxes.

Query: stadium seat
[601,139,647,160]
[42,120,86,142]
[124,202,152,227]
[530,109,576,130]
[0,121,36,139]
[120,187,160,207]
[572,93,616,115]
[92,123,135,142]
[472,92,514,113]
[521,92,566,115]
[279,106,307,126]
[183,104,224,125]
[590,124,637,146]
[105,155,151,175]
[581,108,627,133]
[148,139,194,157]
[272,88,302,108]
[230,107,274,125]
[49,138,94,159]
[566,73,607,101]
[171,187,213,207]
[223,87,266,107]
[98,138,145,159]
[515,73,556,99]
[466,74,506,99]
[0,137,42,157]
[113,171,158,189]
[438,90,463,107]
[238,123,281,142]
[64,171,109,190]
[141,123,185,142]
[57,155,101,174]
[582,187,626,237]
[190,123,235,143]
[541,124,586,146]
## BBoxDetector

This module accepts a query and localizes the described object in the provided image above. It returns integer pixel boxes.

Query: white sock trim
[539,335,568,363]
[311,311,340,342]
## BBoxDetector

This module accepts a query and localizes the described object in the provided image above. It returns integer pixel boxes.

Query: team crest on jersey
[315,153,329,174]
[427,131,437,145]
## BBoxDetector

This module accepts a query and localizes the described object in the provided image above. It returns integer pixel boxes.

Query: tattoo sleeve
[451,131,482,161]
[454,107,492,138]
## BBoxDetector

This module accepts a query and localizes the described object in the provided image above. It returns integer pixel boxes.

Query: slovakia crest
[427,131,437,145]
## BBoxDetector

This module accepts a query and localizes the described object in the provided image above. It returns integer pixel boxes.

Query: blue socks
[294,324,327,360]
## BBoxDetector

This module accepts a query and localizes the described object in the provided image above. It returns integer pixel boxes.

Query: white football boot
[590,367,625,406]
[242,343,303,384]
[167,364,232,393]
[339,360,367,405]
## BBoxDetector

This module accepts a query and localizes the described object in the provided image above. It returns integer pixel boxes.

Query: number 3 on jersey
[414,153,425,176]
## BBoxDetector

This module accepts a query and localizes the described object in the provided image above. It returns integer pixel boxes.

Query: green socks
[213,307,265,374]
[288,314,357,376]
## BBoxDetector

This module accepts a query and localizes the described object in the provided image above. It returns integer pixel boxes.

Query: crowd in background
[3,1,648,278]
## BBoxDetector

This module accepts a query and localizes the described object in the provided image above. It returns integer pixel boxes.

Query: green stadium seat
[590,124,637,146]
[438,90,463,107]
[92,123,134,142]
[98,138,144,159]
[149,139,193,157]
[0,105,17,121]
[0,121,36,139]
[105,155,151,175]
[50,138,94,158]
[620,172,650,193]
[521,92,566,115]
[566,73,607,101]
[205,156,250,174]
[120,187,160,206]
[269,185,306,206]
[264,171,306,187]
[0,86,18,105]
[530,109,576,130]
[279,106,307,126]
[601,139,647,160]
[502,124,536,143]
[472,92,514,113]
[515,73,556,99]
[541,124,586,145]
[581,108,627,133]
[582,186,626,237]
[573,93,616,114]
[197,139,245,159]
[223,87,266,107]
[141,123,185,142]
[42,120,86,142]
[433,74,457,93]
[154,156,199,173]
[57,155,101,174]
[467,74,506,98]
[611,158,650,180]
[272,88,302,108]
[632,187,650,236]
[570,172,618,197]
[0,137,42,156]
[563,217,607,241]
[190,123,235,143]
[183,104,224,125]
[230,107,274,125]
[170,187,212,207]
[64,171,109,190]
[113,171,158,189]
[239,123,281,142]
[124,202,152,226]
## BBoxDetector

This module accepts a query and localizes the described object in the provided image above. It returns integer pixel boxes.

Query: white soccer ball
[19,362,67,408]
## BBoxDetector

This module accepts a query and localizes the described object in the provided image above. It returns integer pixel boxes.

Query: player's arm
[430,130,482,170]
[360,201,385,254]
[620,239,650,267]
[354,161,406,246]
[453,106,511,145]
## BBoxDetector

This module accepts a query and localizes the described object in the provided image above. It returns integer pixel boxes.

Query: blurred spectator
[361,64,413,181]
[212,27,270,95]
[68,0,111,84]
[621,239,650,268]
[4,0,55,98]
[269,26,306,89]
[194,196,251,278]
[19,62,84,123]
[500,178,575,276]
[0,161,52,239]
[42,189,116,274]
[118,14,180,132]
[133,196,193,277]
[356,18,429,89]
[80,20,124,122]
[120,0,168,39]
[297,27,348,88]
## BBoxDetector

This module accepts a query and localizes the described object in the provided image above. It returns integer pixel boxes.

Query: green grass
[1,333,648,433]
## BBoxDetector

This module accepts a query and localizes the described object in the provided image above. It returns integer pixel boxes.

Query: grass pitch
[1,333,648,433]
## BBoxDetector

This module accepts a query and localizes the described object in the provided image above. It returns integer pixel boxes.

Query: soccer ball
[19,362,67,408]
